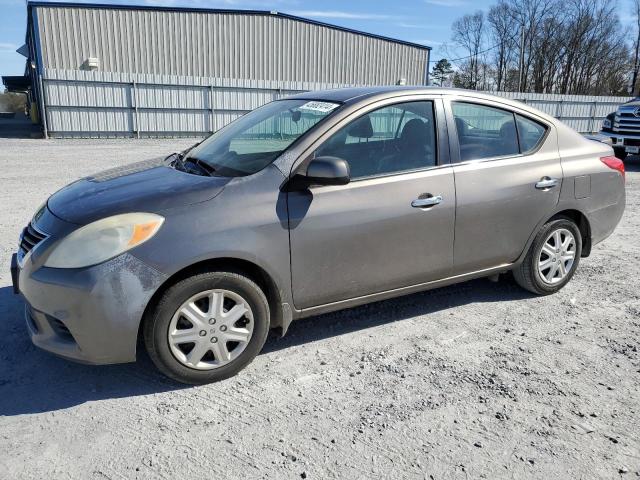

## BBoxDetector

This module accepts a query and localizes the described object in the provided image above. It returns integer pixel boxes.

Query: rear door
[445,97,562,274]
[288,98,456,309]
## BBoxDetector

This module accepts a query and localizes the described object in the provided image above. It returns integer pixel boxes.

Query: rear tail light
[601,156,625,180]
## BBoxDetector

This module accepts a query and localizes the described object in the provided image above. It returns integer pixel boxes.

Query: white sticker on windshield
[299,101,339,113]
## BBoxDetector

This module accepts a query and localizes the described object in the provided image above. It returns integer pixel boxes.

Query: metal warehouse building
[5,1,431,138]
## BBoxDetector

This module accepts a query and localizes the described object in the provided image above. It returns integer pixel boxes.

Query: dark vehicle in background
[600,97,640,160]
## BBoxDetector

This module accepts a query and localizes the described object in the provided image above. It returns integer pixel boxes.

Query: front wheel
[144,271,270,384]
[513,219,582,295]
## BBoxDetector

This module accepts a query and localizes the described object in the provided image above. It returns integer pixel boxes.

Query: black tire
[613,147,627,161]
[513,218,582,295]
[144,271,270,384]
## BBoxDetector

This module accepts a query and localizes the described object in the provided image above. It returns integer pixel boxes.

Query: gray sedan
[11,87,626,384]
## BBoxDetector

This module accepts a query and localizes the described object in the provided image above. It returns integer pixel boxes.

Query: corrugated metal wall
[34,5,428,85]
[493,91,629,134]
[42,69,350,137]
[41,69,631,138]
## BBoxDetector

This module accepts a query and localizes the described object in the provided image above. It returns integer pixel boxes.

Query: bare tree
[487,2,517,91]
[452,11,485,89]
[450,0,633,95]
[557,0,629,95]
[505,0,558,92]
[632,0,640,95]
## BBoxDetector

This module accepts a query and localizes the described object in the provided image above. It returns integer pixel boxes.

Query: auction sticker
[299,101,340,113]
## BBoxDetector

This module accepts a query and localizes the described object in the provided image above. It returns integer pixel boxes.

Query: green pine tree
[431,59,454,87]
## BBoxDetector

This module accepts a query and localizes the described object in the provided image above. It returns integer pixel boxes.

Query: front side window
[315,101,437,179]
[187,99,340,177]
[452,102,519,162]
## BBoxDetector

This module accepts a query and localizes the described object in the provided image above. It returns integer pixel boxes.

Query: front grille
[624,138,640,147]
[614,107,640,134]
[19,223,47,256]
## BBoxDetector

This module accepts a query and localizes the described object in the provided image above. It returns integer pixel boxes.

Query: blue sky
[0,0,637,76]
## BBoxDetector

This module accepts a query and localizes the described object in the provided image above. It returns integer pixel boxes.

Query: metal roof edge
[26,1,431,51]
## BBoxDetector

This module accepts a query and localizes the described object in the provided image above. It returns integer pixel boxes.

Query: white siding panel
[46,107,133,132]
[41,69,633,137]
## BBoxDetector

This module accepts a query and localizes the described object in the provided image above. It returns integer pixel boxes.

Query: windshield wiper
[184,156,217,177]
[181,139,205,156]
[167,152,215,177]
[167,152,187,171]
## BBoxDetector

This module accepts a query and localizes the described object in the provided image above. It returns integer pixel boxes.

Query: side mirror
[287,156,350,190]
[305,156,350,186]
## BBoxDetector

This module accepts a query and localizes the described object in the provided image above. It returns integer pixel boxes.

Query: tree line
[431,0,640,96]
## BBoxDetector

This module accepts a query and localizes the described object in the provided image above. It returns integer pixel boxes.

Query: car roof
[286,86,561,125]
[287,86,444,103]
[287,86,507,106]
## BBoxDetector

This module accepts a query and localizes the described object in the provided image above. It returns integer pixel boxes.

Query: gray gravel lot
[0,138,639,479]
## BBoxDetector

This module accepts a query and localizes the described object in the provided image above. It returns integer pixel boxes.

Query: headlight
[602,118,612,129]
[44,213,164,268]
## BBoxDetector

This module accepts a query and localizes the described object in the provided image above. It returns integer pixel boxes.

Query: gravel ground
[0,138,638,479]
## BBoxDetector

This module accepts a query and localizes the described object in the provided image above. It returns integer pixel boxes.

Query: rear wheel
[513,219,582,295]
[613,147,627,161]
[144,271,270,384]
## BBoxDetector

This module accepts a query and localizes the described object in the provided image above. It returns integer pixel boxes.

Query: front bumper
[599,131,640,152]
[15,252,168,365]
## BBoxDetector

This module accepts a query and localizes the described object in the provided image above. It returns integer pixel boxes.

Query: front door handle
[412,195,443,208]
[535,177,559,190]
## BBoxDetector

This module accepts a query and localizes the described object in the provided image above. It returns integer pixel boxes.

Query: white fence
[40,69,632,138]
[492,91,630,134]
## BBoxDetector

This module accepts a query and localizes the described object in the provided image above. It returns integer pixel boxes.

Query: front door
[288,99,456,310]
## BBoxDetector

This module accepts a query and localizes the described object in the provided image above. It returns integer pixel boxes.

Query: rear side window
[452,102,519,161]
[516,114,546,153]
[452,102,548,162]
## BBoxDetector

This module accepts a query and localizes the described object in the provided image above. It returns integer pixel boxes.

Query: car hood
[47,157,231,224]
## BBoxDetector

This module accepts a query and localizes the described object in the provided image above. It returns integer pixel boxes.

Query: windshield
[186,99,341,177]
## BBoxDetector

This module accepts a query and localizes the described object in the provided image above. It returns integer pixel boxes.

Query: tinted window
[316,101,437,179]
[516,114,546,153]
[452,102,519,162]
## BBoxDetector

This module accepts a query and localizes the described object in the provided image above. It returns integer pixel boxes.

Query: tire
[144,271,270,384]
[513,218,582,295]
[613,147,627,161]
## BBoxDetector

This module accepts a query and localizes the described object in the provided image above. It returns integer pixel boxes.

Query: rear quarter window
[516,114,547,153]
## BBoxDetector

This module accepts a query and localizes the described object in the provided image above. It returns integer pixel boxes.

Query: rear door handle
[535,177,559,190]
[412,195,443,208]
